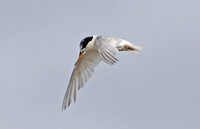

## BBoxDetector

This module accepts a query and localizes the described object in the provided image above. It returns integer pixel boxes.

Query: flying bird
[62,35,142,110]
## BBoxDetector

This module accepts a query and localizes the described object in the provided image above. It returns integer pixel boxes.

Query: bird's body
[62,35,142,110]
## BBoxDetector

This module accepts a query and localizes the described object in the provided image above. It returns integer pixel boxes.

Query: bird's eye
[79,36,93,49]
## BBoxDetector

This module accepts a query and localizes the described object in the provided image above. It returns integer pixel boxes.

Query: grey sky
[1,0,200,129]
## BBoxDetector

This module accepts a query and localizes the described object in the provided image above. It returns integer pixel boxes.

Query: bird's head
[75,36,93,65]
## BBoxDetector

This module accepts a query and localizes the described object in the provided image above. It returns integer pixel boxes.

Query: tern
[62,35,142,110]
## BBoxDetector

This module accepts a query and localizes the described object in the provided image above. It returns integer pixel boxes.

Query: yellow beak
[75,51,84,65]
[78,51,84,62]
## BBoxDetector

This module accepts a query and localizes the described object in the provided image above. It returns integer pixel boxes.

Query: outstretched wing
[62,50,102,110]
[95,35,119,65]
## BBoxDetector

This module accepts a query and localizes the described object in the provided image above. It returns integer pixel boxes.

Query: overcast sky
[1,0,200,129]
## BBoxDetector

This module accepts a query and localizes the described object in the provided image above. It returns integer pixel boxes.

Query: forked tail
[118,39,143,54]
[124,44,143,54]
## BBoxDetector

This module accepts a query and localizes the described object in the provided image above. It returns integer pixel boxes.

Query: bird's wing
[95,36,119,65]
[62,50,102,110]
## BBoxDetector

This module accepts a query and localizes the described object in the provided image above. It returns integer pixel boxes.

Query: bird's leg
[124,45,134,51]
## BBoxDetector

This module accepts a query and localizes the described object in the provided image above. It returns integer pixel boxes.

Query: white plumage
[62,35,142,110]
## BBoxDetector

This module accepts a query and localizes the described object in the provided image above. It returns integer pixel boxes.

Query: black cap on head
[80,36,93,49]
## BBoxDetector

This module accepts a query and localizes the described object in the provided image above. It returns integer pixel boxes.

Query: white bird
[62,35,142,110]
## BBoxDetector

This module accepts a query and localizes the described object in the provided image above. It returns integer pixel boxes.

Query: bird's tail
[129,45,142,54]
[124,43,143,54]
[117,39,143,54]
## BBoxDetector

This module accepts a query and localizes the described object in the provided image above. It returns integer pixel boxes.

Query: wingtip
[62,105,66,111]
[62,103,70,111]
